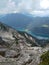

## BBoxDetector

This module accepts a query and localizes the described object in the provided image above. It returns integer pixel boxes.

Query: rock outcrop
[0,22,49,65]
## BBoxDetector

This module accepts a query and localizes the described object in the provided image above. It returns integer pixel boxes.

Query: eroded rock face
[0,22,49,65]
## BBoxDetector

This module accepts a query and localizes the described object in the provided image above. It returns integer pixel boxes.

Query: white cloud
[31,10,44,14]
[7,0,16,8]
[0,0,38,14]
[0,0,49,17]
[15,0,33,13]
[0,0,17,14]
[40,0,49,9]
[30,10,49,17]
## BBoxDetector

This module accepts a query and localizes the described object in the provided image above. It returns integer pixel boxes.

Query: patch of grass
[39,51,49,65]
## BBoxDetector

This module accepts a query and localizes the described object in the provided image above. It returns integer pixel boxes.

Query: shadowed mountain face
[0,13,33,30]
[0,13,49,38]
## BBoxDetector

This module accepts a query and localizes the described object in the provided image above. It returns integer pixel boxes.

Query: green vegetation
[39,51,49,65]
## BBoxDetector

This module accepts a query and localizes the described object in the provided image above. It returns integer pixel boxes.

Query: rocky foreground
[0,22,49,65]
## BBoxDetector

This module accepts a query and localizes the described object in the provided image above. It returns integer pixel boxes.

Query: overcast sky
[0,0,49,16]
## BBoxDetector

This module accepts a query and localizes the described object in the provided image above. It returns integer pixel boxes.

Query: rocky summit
[0,22,49,65]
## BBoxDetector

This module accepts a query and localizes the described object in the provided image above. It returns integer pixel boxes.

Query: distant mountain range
[0,13,49,38]
[0,13,33,30]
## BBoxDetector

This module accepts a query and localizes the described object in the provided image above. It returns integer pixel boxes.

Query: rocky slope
[0,22,49,65]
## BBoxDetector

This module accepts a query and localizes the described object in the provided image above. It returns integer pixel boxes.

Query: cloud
[31,10,44,15]
[40,0,49,9]
[0,0,49,17]
[0,0,17,14]
[17,0,33,11]
[7,0,16,8]
[11,0,33,14]
[30,10,49,17]
[30,10,45,17]
[0,0,40,14]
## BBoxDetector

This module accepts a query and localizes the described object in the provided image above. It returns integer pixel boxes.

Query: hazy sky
[0,0,49,16]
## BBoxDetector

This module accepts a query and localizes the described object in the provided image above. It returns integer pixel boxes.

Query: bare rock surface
[0,22,49,65]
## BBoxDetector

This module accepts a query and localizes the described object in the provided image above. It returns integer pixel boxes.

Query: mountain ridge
[0,22,49,65]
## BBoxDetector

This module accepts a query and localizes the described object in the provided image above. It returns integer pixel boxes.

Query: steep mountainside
[0,22,49,65]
